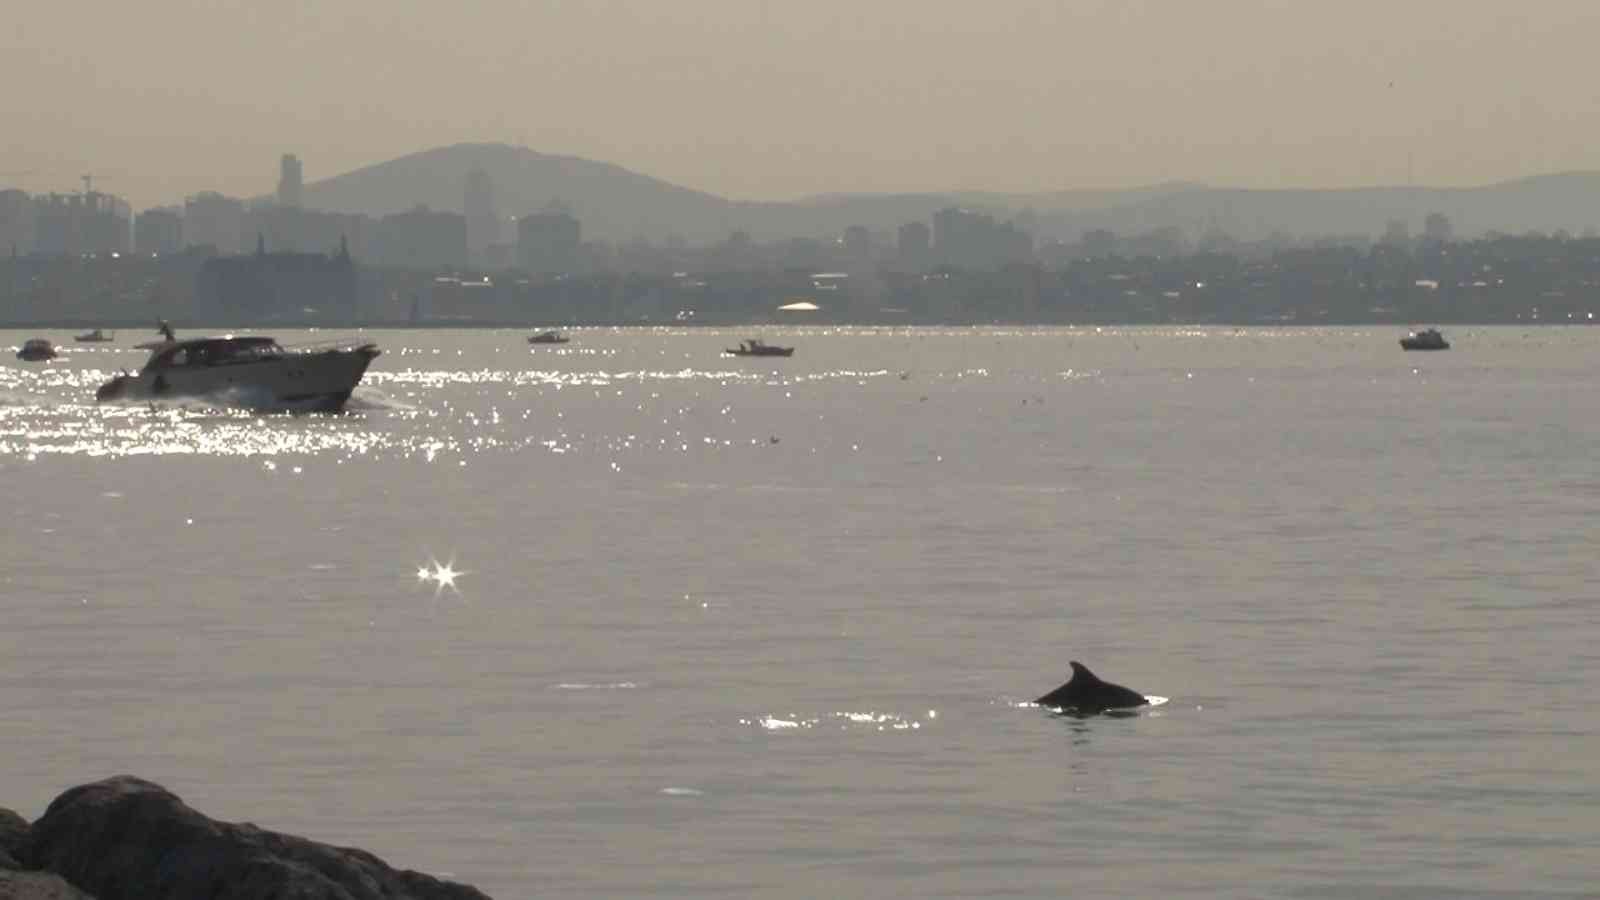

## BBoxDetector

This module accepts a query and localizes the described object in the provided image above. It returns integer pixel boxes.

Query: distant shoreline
[1,318,1591,330]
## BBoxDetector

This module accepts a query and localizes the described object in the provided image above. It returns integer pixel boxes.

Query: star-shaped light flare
[412,554,467,598]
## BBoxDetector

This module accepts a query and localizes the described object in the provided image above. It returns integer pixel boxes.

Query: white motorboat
[95,329,380,411]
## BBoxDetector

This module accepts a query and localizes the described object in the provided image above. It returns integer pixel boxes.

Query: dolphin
[1036,661,1149,714]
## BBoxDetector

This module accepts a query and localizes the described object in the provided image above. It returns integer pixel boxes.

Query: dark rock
[1,808,94,895]
[22,776,491,900]
[0,809,28,869]
[0,869,98,900]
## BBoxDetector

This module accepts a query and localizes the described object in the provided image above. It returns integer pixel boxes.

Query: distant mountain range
[298,143,1600,245]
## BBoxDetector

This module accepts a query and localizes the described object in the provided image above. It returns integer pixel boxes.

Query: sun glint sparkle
[413,555,467,597]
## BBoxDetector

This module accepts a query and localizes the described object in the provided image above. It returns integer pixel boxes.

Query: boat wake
[344,386,414,412]
[0,389,64,409]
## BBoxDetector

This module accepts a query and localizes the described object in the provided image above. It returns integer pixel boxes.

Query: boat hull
[725,348,794,357]
[1399,340,1449,351]
[97,345,379,411]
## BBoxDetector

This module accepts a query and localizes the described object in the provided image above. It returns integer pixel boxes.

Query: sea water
[2,326,1597,898]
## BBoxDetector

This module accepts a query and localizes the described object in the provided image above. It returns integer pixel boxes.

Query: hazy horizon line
[7,141,1600,213]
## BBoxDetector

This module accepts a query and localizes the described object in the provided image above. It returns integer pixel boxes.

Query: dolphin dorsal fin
[1069,661,1101,684]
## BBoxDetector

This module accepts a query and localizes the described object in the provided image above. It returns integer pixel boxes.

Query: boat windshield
[149,338,284,369]
[213,340,284,363]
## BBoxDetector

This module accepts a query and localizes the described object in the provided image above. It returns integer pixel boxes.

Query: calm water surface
[2,326,1597,898]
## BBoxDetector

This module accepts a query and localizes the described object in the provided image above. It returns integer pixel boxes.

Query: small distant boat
[1400,328,1449,351]
[527,330,570,345]
[724,338,794,358]
[16,338,57,361]
[74,328,115,343]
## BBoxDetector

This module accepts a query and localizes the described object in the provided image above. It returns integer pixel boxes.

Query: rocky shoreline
[0,776,491,900]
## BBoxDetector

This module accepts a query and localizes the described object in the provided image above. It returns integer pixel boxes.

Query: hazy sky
[5,0,1596,209]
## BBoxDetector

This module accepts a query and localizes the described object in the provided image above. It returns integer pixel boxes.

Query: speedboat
[74,329,115,343]
[16,338,57,361]
[724,338,794,358]
[1400,328,1449,351]
[95,326,380,411]
[527,330,570,345]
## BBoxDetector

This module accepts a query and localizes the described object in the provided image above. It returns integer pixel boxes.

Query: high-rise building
[897,221,931,271]
[932,207,1032,270]
[463,167,498,265]
[1381,219,1412,248]
[372,206,468,269]
[0,189,33,255]
[843,225,871,262]
[32,191,131,255]
[184,192,246,253]
[278,154,304,208]
[517,208,582,274]
[1422,212,1454,245]
[135,207,184,255]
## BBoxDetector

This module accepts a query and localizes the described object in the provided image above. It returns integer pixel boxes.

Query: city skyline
[4,1,1598,211]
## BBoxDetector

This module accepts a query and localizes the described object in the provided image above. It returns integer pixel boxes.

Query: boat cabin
[142,337,285,372]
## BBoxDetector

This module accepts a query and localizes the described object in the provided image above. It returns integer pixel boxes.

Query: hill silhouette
[300,143,750,244]
[298,143,1199,243]
[1051,173,1600,243]
[299,144,1600,245]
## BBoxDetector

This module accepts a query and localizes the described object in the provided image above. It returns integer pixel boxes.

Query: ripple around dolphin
[1013,694,1171,711]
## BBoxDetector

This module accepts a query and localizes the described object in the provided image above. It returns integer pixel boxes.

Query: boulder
[0,870,98,900]
[22,776,491,900]
[0,809,27,869]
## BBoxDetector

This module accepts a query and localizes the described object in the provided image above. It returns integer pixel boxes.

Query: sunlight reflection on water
[0,349,928,461]
[6,326,1600,899]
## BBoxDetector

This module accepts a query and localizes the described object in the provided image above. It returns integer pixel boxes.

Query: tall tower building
[463,167,497,265]
[277,154,303,208]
